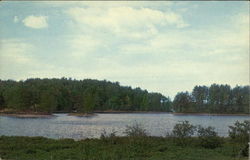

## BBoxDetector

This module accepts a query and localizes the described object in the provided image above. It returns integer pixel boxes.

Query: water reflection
[0,113,249,140]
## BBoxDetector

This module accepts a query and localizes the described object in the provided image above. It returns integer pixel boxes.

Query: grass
[0,136,248,160]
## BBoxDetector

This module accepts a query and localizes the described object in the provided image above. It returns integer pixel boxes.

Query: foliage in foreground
[124,122,148,137]
[168,120,250,150]
[1,121,249,160]
[169,121,223,148]
[228,120,250,143]
[0,136,248,160]
[196,125,223,149]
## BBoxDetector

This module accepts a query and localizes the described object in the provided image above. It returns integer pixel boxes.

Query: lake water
[0,113,249,140]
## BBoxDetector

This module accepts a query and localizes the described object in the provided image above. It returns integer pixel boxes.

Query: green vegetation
[197,125,222,149]
[172,121,196,138]
[124,122,148,137]
[228,120,250,143]
[168,121,223,149]
[168,120,249,150]
[0,78,171,113]
[170,120,197,146]
[0,78,248,114]
[173,84,249,114]
[1,136,248,160]
[1,120,249,160]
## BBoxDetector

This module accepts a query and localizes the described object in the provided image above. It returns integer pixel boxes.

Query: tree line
[0,78,171,113]
[173,84,249,114]
[0,78,248,114]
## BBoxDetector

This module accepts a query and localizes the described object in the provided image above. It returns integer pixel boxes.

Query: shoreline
[93,110,171,114]
[0,111,249,118]
[0,113,54,118]
[0,111,54,118]
[93,110,250,116]
[68,112,97,117]
[172,112,250,116]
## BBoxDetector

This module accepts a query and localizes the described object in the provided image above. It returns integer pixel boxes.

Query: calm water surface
[0,113,249,139]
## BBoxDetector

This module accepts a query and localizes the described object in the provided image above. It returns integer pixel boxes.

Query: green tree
[78,89,96,113]
[39,90,57,113]
[192,85,208,112]
[208,84,220,112]
[4,84,33,111]
[173,92,193,112]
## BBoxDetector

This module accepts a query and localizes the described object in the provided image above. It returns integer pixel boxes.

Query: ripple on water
[0,113,249,139]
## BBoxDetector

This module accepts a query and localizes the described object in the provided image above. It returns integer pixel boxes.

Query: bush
[197,125,223,149]
[172,121,196,146]
[197,126,217,137]
[239,143,249,157]
[228,120,250,143]
[172,121,196,138]
[100,129,117,144]
[124,122,148,137]
[100,129,116,139]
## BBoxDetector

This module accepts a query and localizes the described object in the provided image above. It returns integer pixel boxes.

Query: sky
[0,1,249,99]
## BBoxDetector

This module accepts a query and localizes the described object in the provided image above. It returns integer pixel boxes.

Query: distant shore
[172,112,250,116]
[0,110,249,118]
[0,109,54,118]
[0,113,54,118]
[93,110,170,114]
[93,111,250,116]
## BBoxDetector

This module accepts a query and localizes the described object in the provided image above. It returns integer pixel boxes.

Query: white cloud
[67,35,104,58]
[37,1,173,9]
[13,16,19,23]
[66,6,188,34]
[0,39,34,64]
[0,39,64,80]
[62,5,248,98]
[0,39,35,78]
[1,2,249,98]
[22,15,48,29]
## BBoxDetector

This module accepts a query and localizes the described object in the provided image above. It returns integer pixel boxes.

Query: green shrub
[239,143,249,157]
[197,125,223,149]
[197,126,217,137]
[172,121,196,138]
[228,120,250,143]
[172,121,196,146]
[100,129,117,139]
[100,129,117,144]
[124,122,148,137]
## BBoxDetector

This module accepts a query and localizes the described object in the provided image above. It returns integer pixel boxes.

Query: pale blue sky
[0,1,249,99]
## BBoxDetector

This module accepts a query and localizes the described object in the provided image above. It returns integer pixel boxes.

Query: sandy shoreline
[0,113,54,118]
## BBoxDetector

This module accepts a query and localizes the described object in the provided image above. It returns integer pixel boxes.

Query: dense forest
[0,78,249,114]
[173,84,249,114]
[0,78,171,113]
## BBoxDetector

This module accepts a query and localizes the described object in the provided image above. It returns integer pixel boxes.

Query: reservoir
[0,113,249,140]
